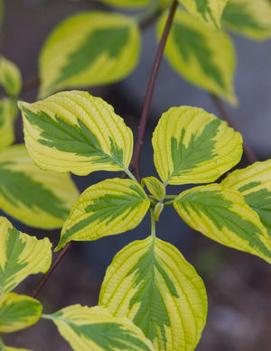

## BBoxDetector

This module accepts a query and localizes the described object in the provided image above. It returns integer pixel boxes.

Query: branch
[210,93,257,164]
[22,77,40,94]
[32,243,71,298]
[131,0,179,180]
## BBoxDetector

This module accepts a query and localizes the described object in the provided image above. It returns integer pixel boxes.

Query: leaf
[0,56,22,97]
[222,0,271,41]
[222,160,271,236]
[0,217,52,294]
[0,145,79,229]
[159,9,237,104]
[152,106,242,185]
[19,91,134,176]
[44,305,155,351]
[0,99,17,151]
[0,292,42,333]
[99,236,207,351]
[57,178,150,251]
[39,12,140,97]
[101,0,149,7]
[179,0,229,28]
[174,184,271,264]
[142,176,165,201]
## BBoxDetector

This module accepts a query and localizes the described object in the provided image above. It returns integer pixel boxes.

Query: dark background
[1,0,271,350]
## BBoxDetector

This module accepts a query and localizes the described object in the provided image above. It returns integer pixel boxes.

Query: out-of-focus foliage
[39,12,140,97]
[0,56,22,97]
[223,0,271,40]
[159,10,237,104]
[178,0,229,28]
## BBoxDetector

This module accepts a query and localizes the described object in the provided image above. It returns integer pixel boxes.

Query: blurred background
[1,0,271,350]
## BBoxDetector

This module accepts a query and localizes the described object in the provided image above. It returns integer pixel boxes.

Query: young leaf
[0,145,79,229]
[57,178,150,251]
[0,293,42,333]
[0,217,52,293]
[159,9,237,104]
[0,56,22,97]
[142,176,165,201]
[178,0,229,29]
[19,91,133,176]
[222,160,271,236]
[44,305,155,351]
[174,184,271,264]
[99,237,207,351]
[0,99,17,151]
[101,0,149,7]
[152,106,242,185]
[222,0,271,41]
[39,12,140,97]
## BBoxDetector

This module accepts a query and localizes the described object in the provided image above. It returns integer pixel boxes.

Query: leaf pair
[152,104,271,264]
[19,91,242,251]
[0,217,52,349]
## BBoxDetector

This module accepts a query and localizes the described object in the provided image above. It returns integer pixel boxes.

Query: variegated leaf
[0,293,42,333]
[0,145,79,229]
[0,99,17,151]
[0,56,22,97]
[222,160,271,236]
[44,305,155,351]
[99,236,207,351]
[0,217,52,293]
[101,0,149,7]
[152,106,242,185]
[57,178,150,251]
[160,9,237,104]
[174,184,271,264]
[142,176,165,201]
[179,0,229,28]
[19,91,133,176]
[223,0,271,41]
[39,12,140,97]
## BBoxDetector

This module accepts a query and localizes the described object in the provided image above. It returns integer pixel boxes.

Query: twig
[210,93,257,164]
[32,243,72,298]
[22,77,40,94]
[131,0,178,180]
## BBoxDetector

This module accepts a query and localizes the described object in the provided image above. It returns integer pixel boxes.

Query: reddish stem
[131,0,179,180]
[32,243,71,298]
